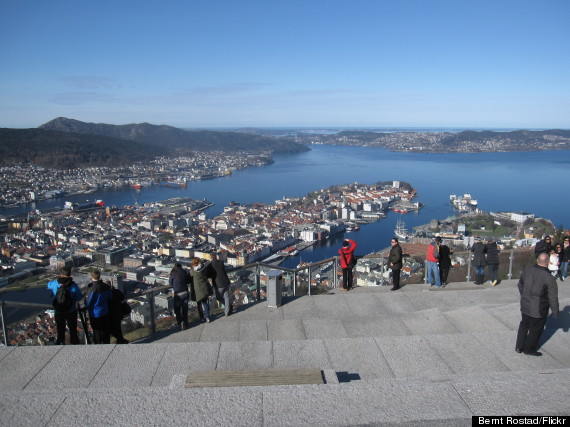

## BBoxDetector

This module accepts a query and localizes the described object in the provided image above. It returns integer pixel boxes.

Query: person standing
[85,269,112,344]
[189,257,213,322]
[388,237,402,291]
[471,237,487,285]
[485,240,500,286]
[47,266,83,345]
[107,280,129,344]
[515,253,559,356]
[425,236,442,287]
[339,238,357,291]
[534,235,552,257]
[208,252,233,316]
[560,237,570,281]
[438,243,453,286]
[548,248,560,278]
[169,263,190,330]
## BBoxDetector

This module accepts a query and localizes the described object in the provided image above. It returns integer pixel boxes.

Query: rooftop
[1,279,569,426]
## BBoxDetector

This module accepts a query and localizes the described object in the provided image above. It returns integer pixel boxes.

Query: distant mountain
[293,129,570,152]
[0,128,163,168]
[39,117,309,154]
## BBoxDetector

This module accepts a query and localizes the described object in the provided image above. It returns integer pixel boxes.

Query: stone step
[2,368,569,426]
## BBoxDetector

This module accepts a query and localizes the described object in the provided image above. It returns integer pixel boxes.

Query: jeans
[560,261,568,279]
[216,287,231,316]
[173,291,189,325]
[197,297,210,320]
[487,264,498,282]
[474,265,485,276]
[426,261,441,287]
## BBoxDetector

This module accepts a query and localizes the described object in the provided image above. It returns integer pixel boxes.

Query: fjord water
[3,145,570,264]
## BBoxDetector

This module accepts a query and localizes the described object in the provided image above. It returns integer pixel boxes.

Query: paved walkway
[1,279,569,426]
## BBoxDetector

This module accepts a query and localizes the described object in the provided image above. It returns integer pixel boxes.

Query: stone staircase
[1,280,569,426]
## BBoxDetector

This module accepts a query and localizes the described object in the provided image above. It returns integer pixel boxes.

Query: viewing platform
[1,279,569,426]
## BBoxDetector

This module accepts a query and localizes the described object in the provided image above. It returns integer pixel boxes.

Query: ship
[394,218,412,240]
[160,181,188,188]
[131,184,142,190]
[450,193,478,211]
[64,199,105,211]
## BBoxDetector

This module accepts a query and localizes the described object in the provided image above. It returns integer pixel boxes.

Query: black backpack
[53,285,73,312]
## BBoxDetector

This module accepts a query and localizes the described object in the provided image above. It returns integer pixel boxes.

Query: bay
[2,145,569,267]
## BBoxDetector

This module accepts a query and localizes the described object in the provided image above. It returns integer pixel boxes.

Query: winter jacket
[485,242,500,266]
[188,264,212,302]
[561,244,570,263]
[534,239,551,256]
[338,239,357,269]
[426,241,439,263]
[47,279,83,313]
[438,245,452,268]
[86,280,112,319]
[471,242,487,267]
[389,244,403,270]
[169,266,189,294]
[208,259,231,290]
[518,264,559,318]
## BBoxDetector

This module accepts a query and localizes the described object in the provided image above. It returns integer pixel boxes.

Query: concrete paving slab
[345,292,387,317]
[376,292,421,315]
[402,308,459,336]
[303,318,349,339]
[441,305,511,333]
[216,341,273,371]
[0,346,61,390]
[198,318,240,342]
[472,331,565,372]
[313,294,355,319]
[262,379,473,426]
[152,342,220,386]
[229,301,285,321]
[427,333,510,375]
[342,315,411,338]
[281,295,318,320]
[453,369,570,415]
[324,337,395,380]
[376,335,455,379]
[267,318,306,341]
[0,392,64,427]
[49,388,264,427]
[239,319,268,341]
[0,346,14,362]
[89,344,167,388]
[154,322,204,343]
[273,339,331,370]
[484,302,522,330]
[25,345,115,390]
[538,330,570,366]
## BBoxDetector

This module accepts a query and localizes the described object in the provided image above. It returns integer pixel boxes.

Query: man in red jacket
[339,239,357,291]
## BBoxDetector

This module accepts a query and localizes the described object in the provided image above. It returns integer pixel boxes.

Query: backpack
[53,285,74,312]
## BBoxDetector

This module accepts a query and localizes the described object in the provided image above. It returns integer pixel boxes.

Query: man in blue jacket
[47,266,83,345]
[86,269,112,344]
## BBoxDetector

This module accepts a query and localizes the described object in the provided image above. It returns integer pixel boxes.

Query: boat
[394,218,411,240]
[450,193,478,211]
[131,184,142,190]
[160,182,188,188]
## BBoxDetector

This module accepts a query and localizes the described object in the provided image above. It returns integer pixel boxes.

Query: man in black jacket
[208,252,233,316]
[515,253,559,356]
[388,238,402,291]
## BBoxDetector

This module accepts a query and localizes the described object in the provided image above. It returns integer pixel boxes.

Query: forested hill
[39,117,309,154]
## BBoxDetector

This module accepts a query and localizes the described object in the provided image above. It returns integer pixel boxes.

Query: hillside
[39,118,309,154]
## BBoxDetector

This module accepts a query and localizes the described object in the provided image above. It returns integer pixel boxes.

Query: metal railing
[0,248,536,346]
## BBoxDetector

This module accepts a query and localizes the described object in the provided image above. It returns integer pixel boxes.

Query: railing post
[466,255,472,282]
[256,263,261,302]
[148,291,156,334]
[293,271,297,296]
[1,300,8,347]
[308,266,311,296]
[333,257,338,288]
[508,249,514,280]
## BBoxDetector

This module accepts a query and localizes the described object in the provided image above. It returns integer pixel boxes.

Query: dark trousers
[109,315,128,343]
[342,267,353,289]
[392,268,401,289]
[173,291,189,325]
[90,315,111,344]
[487,264,499,282]
[516,313,547,353]
[54,311,79,344]
[439,266,450,285]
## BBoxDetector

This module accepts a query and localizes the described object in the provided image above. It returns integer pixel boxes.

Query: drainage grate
[185,368,324,388]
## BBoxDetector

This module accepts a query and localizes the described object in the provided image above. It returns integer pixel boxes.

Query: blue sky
[1,0,569,129]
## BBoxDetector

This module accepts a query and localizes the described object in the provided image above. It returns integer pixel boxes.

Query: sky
[1,0,569,129]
